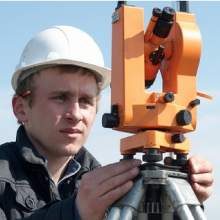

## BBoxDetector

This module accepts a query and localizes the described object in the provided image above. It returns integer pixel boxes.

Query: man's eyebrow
[82,93,96,100]
[48,90,69,95]
[48,90,96,99]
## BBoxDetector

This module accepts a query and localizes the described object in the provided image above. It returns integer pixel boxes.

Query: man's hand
[189,155,213,203]
[164,155,213,203]
[76,159,142,220]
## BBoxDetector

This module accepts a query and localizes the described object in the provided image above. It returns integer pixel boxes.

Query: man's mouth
[60,128,82,138]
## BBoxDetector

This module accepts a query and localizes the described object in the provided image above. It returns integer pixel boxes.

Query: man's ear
[12,96,28,123]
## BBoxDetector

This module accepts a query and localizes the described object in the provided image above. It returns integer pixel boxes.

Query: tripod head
[102,2,211,163]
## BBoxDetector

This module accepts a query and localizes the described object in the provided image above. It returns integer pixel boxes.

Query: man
[0,26,213,220]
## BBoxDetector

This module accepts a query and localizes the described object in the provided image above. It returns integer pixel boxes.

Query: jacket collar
[16,125,46,165]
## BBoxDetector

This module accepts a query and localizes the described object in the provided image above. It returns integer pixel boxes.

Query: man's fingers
[190,156,213,174]
[191,173,214,186]
[83,159,142,184]
[100,180,134,205]
[97,167,140,196]
[192,182,213,203]
[76,161,140,220]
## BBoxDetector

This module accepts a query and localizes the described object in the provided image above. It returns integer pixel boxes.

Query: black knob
[152,8,162,17]
[163,92,174,103]
[172,134,185,143]
[143,148,162,162]
[173,154,189,166]
[162,7,175,21]
[176,110,192,126]
[102,113,119,128]
[190,99,200,107]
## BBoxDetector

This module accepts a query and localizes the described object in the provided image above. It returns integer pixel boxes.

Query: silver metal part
[114,176,147,210]
[107,207,121,220]
[107,168,207,220]
[190,206,207,220]
[163,177,200,208]
[119,207,135,220]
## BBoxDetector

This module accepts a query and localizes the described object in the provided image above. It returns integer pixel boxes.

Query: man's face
[22,68,98,159]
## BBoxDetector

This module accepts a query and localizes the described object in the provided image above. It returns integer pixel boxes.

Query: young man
[0,26,213,220]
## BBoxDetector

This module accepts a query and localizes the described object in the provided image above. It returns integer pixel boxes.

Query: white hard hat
[12,25,111,91]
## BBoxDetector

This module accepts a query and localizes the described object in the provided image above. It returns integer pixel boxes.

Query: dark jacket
[0,126,101,220]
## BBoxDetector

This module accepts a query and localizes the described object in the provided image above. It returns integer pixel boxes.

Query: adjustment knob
[152,7,162,17]
[190,99,200,107]
[102,113,119,128]
[172,134,185,143]
[163,92,174,103]
[176,110,192,126]
[143,149,162,163]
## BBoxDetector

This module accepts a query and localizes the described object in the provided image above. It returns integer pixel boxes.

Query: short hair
[15,65,101,123]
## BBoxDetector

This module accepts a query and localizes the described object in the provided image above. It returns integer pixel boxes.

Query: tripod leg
[107,207,121,220]
[119,207,135,220]
[163,177,201,220]
[107,175,147,220]
[189,206,207,220]
[176,205,194,220]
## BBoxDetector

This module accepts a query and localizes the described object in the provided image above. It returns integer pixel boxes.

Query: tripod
[107,162,206,220]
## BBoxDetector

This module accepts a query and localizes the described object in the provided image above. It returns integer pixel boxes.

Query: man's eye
[53,95,66,101]
[80,98,91,105]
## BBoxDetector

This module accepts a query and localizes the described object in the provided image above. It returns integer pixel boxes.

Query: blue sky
[0,1,219,218]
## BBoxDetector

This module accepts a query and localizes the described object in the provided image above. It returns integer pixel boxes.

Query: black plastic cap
[163,92,174,103]
[152,8,162,17]
[102,113,119,128]
[176,110,192,126]
[190,99,200,107]
[162,7,175,21]
[172,134,185,143]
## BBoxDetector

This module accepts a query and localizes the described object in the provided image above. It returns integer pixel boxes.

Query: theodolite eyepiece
[153,7,175,38]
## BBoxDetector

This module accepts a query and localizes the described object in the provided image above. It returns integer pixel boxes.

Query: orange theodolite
[102,2,210,164]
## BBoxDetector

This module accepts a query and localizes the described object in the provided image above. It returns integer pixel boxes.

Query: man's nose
[64,102,83,122]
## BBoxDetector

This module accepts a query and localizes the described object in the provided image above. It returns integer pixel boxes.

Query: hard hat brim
[12,59,111,91]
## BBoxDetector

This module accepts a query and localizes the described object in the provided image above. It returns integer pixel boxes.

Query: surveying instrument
[102,1,211,220]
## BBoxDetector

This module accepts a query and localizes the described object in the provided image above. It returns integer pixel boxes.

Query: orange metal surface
[144,15,159,42]
[120,130,190,155]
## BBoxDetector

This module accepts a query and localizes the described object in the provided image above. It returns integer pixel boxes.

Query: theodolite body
[103,4,202,157]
